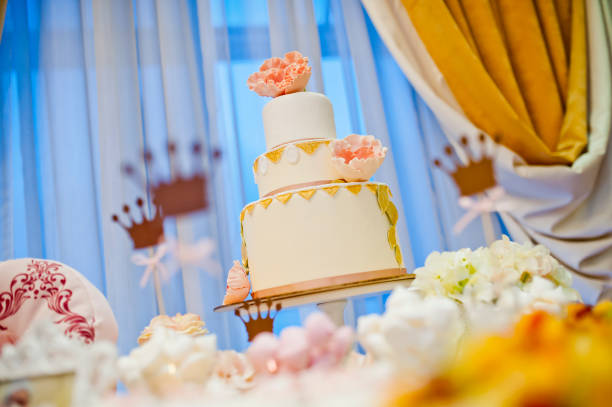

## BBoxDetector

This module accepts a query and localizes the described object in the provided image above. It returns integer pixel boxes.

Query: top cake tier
[262,92,336,150]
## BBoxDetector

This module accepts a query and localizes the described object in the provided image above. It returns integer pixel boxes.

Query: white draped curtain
[362,0,611,301]
[1,0,507,354]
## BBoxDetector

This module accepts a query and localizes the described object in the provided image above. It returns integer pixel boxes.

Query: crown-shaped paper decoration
[434,134,498,197]
[123,141,209,217]
[234,299,282,342]
[112,198,164,249]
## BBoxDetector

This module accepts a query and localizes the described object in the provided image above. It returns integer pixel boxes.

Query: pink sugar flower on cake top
[246,312,354,375]
[247,51,312,97]
[223,260,251,305]
[330,134,388,182]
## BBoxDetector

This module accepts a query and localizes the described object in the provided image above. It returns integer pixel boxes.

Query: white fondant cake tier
[262,92,336,149]
[240,182,404,296]
[253,139,343,197]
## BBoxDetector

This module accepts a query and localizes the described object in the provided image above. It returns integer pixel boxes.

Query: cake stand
[214,274,414,339]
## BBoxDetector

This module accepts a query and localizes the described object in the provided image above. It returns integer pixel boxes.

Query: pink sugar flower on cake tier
[245,313,354,375]
[247,51,312,97]
[330,134,387,182]
[223,260,251,305]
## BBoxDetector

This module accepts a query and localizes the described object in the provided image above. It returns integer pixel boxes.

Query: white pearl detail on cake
[284,144,300,164]
[258,156,269,176]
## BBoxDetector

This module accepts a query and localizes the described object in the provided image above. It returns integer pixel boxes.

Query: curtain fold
[398,0,588,165]
[1,0,502,353]
[362,0,612,299]
[0,0,6,44]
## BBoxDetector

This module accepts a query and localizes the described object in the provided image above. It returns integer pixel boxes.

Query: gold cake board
[251,267,407,299]
[214,271,414,335]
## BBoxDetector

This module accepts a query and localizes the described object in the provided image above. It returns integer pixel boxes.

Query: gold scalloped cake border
[239,182,403,271]
[376,185,402,266]
[253,140,332,174]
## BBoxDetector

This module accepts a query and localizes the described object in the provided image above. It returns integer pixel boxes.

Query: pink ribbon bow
[131,243,170,287]
[453,186,515,234]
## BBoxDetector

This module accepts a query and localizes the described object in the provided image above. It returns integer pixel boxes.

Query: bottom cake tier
[240,182,405,297]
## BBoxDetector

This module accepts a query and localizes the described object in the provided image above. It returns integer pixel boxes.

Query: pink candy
[246,313,354,375]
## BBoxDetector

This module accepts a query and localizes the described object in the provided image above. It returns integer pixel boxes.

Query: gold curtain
[400,0,587,165]
[0,0,7,45]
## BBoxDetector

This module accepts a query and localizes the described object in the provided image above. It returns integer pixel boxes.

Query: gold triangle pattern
[276,192,293,204]
[323,185,340,196]
[347,185,362,195]
[260,198,273,209]
[246,203,256,214]
[265,147,285,163]
[253,158,259,174]
[295,140,325,155]
[298,189,316,200]
[366,184,378,194]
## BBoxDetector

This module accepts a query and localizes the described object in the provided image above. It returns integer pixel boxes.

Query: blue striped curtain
[0,0,496,354]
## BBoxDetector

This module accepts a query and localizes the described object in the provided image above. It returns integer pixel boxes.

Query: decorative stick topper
[123,140,209,218]
[433,134,497,197]
[433,134,514,236]
[112,198,164,249]
[234,300,282,342]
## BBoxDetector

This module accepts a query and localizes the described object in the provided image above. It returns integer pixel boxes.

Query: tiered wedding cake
[239,52,405,298]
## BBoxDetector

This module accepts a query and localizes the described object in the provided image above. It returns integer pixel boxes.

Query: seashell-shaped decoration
[223,261,251,305]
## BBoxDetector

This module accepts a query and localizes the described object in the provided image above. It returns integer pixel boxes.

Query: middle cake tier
[253,138,343,198]
[240,182,405,298]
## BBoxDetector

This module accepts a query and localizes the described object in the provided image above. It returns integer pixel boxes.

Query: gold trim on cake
[264,180,335,197]
[298,189,316,200]
[374,184,402,266]
[253,140,332,174]
[394,246,403,265]
[253,158,259,174]
[264,147,286,163]
[276,192,293,204]
[377,184,390,211]
[295,139,330,154]
[386,201,399,226]
[260,198,273,209]
[323,185,340,196]
[240,182,404,267]
[387,226,397,248]
[241,242,249,271]
[346,185,362,194]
